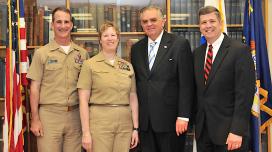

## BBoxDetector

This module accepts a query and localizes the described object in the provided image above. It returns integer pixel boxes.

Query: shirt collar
[207,33,224,48]
[48,40,80,53]
[94,52,106,62]
[148,30,164,45]
[95,52,119,62]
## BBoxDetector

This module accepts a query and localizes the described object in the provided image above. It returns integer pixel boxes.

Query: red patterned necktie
[204,44,213,84]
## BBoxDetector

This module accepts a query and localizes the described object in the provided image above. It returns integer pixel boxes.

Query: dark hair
[140,5,164,19]
[52,7,72,22]
[198,6,221,22]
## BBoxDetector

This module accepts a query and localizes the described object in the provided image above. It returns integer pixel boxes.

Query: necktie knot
[209,44,213,50]
[207,44,213,59]
[150,42,157,49]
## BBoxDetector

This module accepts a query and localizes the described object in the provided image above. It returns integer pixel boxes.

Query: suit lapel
[205,36,231,89]
[138,37,150,75]
[193,44,207,91]
[197,44,207,89]
[150,32,171,73]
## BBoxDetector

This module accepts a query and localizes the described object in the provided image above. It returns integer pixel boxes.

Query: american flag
[3,0,28,151]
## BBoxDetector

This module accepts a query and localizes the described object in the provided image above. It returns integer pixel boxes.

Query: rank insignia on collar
[118,61,130,71]
[74,53,83,64]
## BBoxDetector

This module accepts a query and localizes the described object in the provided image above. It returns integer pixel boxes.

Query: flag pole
[18,0,30,150]
[7,0,13,149]
[265,0,271,151]
[25,85,31,152]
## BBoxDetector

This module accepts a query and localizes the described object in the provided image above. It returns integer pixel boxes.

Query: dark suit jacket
[131,31,194,132]
[193,35,255,145]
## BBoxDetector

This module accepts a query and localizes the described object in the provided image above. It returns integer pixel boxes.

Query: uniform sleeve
[129,63,136,93]
[130,73,136,93]
[85,50,90,59]
[26,50,44,81]
[77,60,92,90]
[82,49,90,60]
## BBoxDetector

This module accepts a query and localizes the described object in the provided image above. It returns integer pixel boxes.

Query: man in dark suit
[131,6,194,152]
[194,6,255,152]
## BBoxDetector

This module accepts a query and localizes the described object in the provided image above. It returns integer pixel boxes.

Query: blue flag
[243,0,272,152]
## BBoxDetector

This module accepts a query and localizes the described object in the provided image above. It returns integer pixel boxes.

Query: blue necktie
[148,42,157,70]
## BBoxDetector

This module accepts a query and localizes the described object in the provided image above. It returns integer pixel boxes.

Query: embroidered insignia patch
[74,53,84,64]
[118,61,130,71]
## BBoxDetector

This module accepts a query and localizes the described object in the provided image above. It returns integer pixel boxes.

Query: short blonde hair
[98,21,120,40]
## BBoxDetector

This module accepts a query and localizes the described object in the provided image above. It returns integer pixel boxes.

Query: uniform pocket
[93,70,109,74]
[119,71,132,91]
[45,63,62,70]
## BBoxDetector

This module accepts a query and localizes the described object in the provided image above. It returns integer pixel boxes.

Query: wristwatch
[133,127,139,131]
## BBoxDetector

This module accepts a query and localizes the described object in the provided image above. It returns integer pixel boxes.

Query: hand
[82,133,92,152]
[226,133,242,151]
[176,119,188,136]
[30,118,44,137]
[130,130,139,149]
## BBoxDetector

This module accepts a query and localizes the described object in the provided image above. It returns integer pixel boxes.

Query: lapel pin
[164,46,167,49]
[169,58,173,61]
